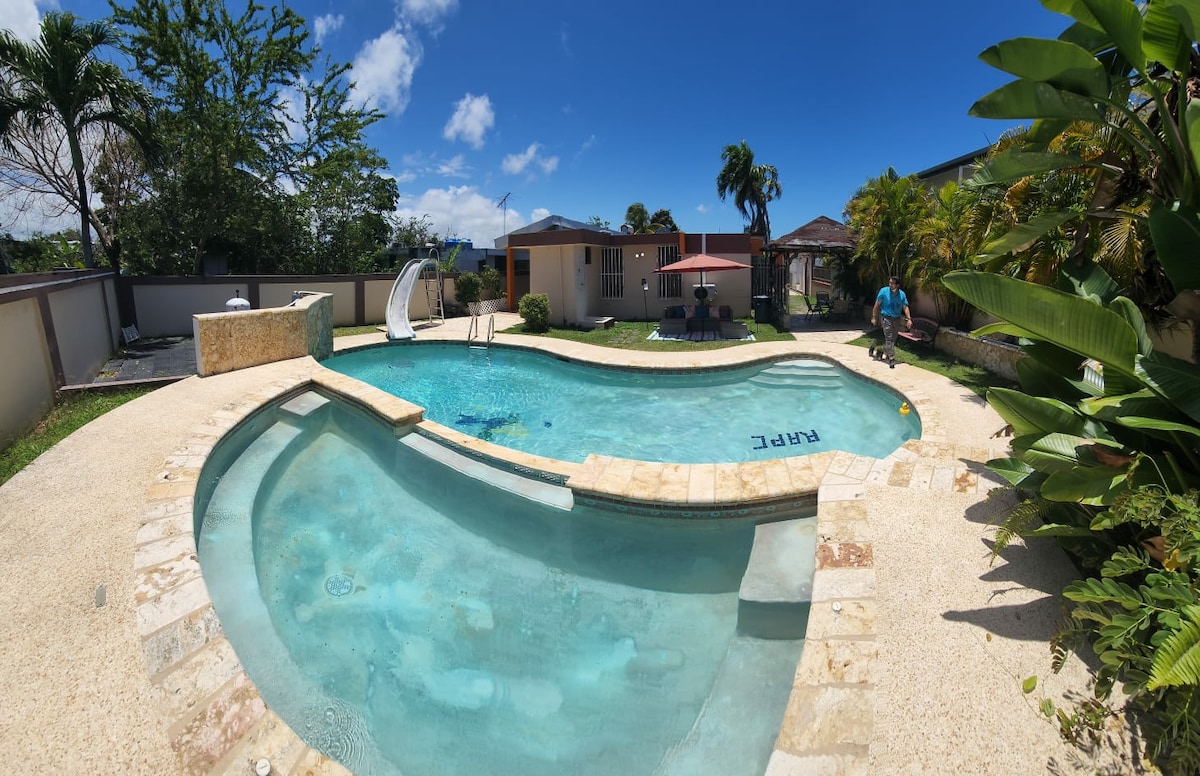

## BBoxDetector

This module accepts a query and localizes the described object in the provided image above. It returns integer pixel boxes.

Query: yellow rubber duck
[899,402,910,415]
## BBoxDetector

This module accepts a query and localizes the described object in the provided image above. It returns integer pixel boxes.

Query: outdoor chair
[804,294,832,321]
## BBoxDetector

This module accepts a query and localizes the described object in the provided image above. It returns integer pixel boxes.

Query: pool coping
[131,334,1009,775]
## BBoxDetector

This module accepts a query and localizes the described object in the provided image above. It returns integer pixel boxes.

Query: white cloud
[530,207,550,223]
[393,185,531,245]
[1,0,42,42]
[313,13,343,43]
[501,143,558,179]
[400,0,458,27]
[442,93,494,149]
[696,204,710,214]
[350,27,420,114]
[436,154,470,178]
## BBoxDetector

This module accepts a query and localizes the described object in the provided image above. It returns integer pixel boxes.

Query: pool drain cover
[324,573,353,597]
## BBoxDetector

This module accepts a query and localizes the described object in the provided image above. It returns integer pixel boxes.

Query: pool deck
[0,313,1138,774]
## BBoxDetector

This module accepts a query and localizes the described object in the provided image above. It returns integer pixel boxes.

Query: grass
[845,332,1014,398]
[333,324,384,337]
[498,318,796,351]
[0,386,156,487]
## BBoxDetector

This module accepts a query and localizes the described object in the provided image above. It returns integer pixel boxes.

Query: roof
[914,146,990,180]
[768,216,856,253]
[494,214,610,248]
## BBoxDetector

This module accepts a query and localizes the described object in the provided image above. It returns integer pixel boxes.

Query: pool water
[322,343,921,463]
[196,395,809,775]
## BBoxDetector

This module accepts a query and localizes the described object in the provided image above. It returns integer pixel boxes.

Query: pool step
[653,636,804,776]
[748,359,843,390]
[736,517,816,639]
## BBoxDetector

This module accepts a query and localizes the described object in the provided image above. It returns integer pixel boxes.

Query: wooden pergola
[764,216,856,297]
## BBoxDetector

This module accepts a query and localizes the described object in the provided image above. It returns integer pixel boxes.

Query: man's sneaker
[889,359,895,369]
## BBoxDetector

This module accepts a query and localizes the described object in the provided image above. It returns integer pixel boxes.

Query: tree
[0,12,156,270]
[716,140,782,240]
[910,181,985,328]
[622,202,678,233]
[112,0,387,274]
[843,168,928,291]
[587,215,611,229]
[649,208,679,232]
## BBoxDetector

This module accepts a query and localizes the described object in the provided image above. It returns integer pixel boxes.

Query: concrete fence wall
[0,269,119,447]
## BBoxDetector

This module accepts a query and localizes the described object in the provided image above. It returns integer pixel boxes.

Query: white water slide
[385,258,438,340]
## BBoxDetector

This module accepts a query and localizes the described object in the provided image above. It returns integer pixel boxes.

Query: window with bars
[601,247,624,299]
[656,245,681,298]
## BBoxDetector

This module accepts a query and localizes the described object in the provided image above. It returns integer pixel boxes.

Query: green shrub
[518,293,550,332]
[454,271,481,304]
[479,265,502,300]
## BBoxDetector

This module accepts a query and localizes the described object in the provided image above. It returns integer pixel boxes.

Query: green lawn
[499,318,796,351]
[0,386,156,487]
[845,332,1013,398]
[333,324,384,337]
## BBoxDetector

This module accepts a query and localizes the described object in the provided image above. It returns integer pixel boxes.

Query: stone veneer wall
[933,326,1024,382]
[193,291,333,377]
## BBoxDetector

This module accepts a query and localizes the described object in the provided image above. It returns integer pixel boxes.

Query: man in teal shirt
[869,275,912,369]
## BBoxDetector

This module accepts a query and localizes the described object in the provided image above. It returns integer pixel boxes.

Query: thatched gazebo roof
[767,215,856,256]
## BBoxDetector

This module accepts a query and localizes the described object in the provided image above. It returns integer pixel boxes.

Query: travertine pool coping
[2,315,1115,774]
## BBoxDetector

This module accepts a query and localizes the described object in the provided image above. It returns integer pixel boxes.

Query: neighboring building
[496,216,761,326]
[915,146,990,191]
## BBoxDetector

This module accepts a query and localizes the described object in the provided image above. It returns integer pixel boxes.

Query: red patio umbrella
[654,253,749,301]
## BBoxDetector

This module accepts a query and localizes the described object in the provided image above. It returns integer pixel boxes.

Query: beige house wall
[527,242,754,325]
[259,282,355,326]
[0,299,56,447]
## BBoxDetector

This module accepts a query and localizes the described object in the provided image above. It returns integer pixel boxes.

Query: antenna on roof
[496,192,512,234]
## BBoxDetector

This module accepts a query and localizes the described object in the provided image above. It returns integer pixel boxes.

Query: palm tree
[843,167,928,290]
[0,12,155,269]
[716,140,782,240]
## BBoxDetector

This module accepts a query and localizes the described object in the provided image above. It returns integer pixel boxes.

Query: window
[601,247,623,299]
[656,245,681,298]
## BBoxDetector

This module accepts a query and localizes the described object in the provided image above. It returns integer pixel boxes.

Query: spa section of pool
[195,388,816,776]
[322,343,920,464]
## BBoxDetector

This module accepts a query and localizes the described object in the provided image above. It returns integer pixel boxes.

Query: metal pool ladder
[467,313,494,348]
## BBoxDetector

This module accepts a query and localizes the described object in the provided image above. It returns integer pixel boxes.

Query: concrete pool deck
[0,313,1136,774]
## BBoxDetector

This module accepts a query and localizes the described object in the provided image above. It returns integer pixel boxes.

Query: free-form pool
[196,392,811,776]
[322,343,920,462]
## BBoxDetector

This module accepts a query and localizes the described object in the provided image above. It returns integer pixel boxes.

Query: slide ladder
[423,266,444,324]
[385,259,443,340]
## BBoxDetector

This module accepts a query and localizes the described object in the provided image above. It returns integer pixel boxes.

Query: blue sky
[4,0,1072,246]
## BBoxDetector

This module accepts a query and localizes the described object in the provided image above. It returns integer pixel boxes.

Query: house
[915,146,990,191]
[495,216,762,326]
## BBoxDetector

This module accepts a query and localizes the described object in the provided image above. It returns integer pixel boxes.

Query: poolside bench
[659,304,734,336]
[897,317,939,351]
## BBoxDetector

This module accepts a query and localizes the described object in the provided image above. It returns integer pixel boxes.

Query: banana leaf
[1042,0,1103,31]
[1188,100,1200,183]
[986,457,1045,487]
[1117,415,1200,440]
[1080,389,1187,422]
[1144,0,1191,70]
[977,212,1079,257]
[1014,432,1095,473]
[1080,0,1145,70]
[1135,351,1200,424]
[1041,464,1132,504]
[989,387,1089,436]
[977,38,1109,97]
[1057,259,1120,303]
[1162,0,1200,41]
[943,271,1139,374]
[970,79,1106,121]
[972,150,1091,186]
[971,321,1040,340]
[1015,357,1094,401]
[1107,297,1152,355]
[1149,201,1200,291]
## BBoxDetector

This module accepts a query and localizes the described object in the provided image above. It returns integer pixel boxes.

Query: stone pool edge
[132,349,964,775]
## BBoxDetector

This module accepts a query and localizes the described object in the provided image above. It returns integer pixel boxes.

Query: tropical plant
[716,140,782,240]
[911,181,985,328]
[0,12,157,271]
[454,271,481,305]
[843,168,929,292]
[967,0,1200,330]
[518,293,550,332]
[479,265,502,300]
[622,203,678,234]
[942,263,1200,772]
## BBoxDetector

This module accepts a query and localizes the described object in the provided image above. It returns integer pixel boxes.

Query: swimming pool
[322,343,921,463]
[196,390,812,775]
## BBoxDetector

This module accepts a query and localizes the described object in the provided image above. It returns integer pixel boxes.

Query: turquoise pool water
[322,343,920,463]
[196,394,810,775]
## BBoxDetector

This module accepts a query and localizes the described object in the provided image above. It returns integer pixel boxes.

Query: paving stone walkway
[92,336,197,384]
